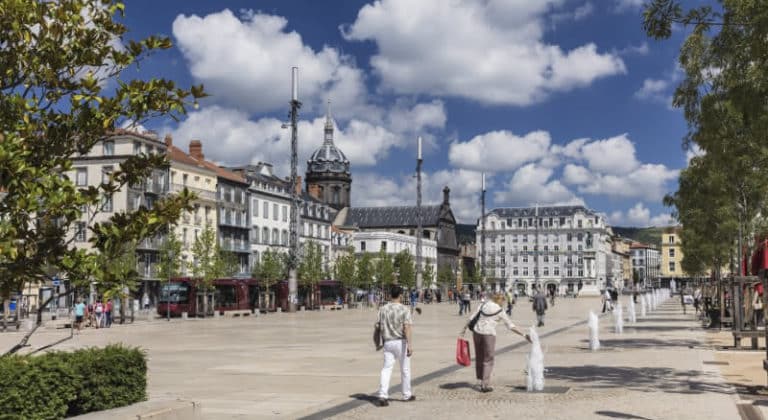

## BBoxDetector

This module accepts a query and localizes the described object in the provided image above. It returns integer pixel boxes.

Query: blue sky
[118,0,696,226]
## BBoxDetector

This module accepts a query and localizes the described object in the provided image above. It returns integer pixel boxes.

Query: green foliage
[190,226,235,290]
[334,248,357,289]
[94,241,138,301]
[437,265,455,288]
[423,263,435,287]
[356,252,374,288]
[0,0,203,314]
[298,241,324,287]
[644,0,768,276]
[612,227,664,247]
[0,345,146,419]
[374,248,395,286]
[157,231,184,281]
[254,248,287,291]
[393,249,415,289]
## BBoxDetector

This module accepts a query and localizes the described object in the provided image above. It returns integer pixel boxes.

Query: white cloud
[634,78,671,104]
[571,163,678,201]
[551,2,594,25]
[615,0,645,12]
[342,0,625,106]
[172,9,371,118]
[685,143,705,164]
[555,134,640,175]
[609,202,674,227]
[494,164,584,207]
[448,130,551,172]
[168,106,405,174]
[616,42,650,56]
[353,169,485,222]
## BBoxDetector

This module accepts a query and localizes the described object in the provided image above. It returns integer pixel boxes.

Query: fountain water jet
[640,293,647,318]
[614,303,624,334]
[628,297,637,323]
[588,311,600,351]
[526,327,545,392]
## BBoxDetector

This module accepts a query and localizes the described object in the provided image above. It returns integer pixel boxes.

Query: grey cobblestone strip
[299,316,594,420]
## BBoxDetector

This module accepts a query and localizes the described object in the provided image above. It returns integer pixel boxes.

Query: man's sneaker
[377,398,389,407]
[403,395,416,402]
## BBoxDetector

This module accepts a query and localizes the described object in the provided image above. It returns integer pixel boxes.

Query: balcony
[136,236,164,250]
[221,241,251,253]
[171,183,216,201]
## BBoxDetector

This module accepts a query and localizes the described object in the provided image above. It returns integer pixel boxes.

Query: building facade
[660,226,688,279]
[300,193,337,272]
[631,242,661,288]
[71,130,170,304]
[610,236,632,290]
[477,205,612,296]
[166,136,218,275]
[351,231,438,285]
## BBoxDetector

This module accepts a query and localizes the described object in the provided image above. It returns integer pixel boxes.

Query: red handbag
[456,338,471,366]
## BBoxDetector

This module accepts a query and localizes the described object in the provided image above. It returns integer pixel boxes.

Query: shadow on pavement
[622,326,696,332]
[349,393,380,406]
[580,338,700,349]
[546,365,733,395]
[439,382,475,390]
[594,410,654,419]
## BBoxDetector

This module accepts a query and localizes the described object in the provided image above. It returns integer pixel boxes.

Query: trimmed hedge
[0,345,147,419]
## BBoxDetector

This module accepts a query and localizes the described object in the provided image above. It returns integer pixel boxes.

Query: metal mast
[416,136,423,290]
[480,173,486,287]
[534,203,540,290]
[288,67,302,313]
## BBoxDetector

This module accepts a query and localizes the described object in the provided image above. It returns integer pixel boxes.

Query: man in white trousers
[374,284,415,407]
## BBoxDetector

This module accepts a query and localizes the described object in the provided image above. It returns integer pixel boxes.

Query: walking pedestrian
[680,289,686,315]
[753,284,764,327]
[105,298,113,327]
[74,298,86,333]
[460,293,530,392]
[374,285,415,406]
[505,288,515,316]
[94,299,104,329]
[532,289,548,327]
[460,289,471,315]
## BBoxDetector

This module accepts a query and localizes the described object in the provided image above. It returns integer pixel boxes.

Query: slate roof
[488,205,596,218]
[343,205,442,228]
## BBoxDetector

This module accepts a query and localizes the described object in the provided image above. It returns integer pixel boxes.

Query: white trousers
[378,339,412,399]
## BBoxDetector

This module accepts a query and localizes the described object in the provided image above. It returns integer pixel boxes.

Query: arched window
[262,227,269,244]
[333,187,340,204]
[272,228,279,245]
[282,230,288,246]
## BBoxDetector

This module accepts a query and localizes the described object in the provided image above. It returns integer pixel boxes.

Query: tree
[334,247,357,293]
[157,231,184,281]
[298,241,324,308]
[253,248,286,309]
[356,252,374,289]
[374,249,395,286]
[0,1,204,354]
[95,241,139,324]
[437,265,455,289]
[644,0,768,276]
[394,249,415,289]
[422,263,435,289]
[190,226,235,316]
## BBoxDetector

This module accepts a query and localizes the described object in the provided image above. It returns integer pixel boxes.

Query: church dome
[307,104,350,175]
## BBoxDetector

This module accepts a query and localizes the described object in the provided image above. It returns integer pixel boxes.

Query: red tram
[157,277,260,317]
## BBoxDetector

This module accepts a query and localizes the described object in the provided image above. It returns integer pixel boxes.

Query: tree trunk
[4,288,75,356]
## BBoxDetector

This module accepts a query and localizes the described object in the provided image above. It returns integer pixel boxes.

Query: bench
[322,305,343,311]
[223,310,252,318]
[733,330,765,349]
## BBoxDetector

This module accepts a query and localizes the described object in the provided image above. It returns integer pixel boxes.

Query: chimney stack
[295,175,303,195]
[189,140,204,160]
[164,134,173,147]
[443,186,450,204]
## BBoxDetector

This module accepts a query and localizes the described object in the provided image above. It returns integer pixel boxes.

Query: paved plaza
[1,296,764,419]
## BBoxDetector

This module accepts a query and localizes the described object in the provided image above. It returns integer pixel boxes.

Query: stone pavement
[0,296,754,419]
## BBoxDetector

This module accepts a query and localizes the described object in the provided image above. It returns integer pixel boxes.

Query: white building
[351,231,437,285]
[70,129,170,304]
[477,205,613,296]
[300,194,336,272]
[631,242,661,288]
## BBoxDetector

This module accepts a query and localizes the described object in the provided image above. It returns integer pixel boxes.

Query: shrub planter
[0,345,147,419]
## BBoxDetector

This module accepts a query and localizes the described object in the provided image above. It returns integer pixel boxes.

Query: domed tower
[305,103,351,210]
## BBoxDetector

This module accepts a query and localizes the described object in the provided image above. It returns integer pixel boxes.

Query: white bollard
[181,312,188,320]
[588,311,600,351]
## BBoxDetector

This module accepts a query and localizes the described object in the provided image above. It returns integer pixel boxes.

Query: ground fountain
[628,297,637,323]
[614,303,624,334]
[588,311,600,351]
[526,327,545,392]
[640,293,647,318]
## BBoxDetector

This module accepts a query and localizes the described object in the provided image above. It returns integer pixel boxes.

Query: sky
[117,0,700,226]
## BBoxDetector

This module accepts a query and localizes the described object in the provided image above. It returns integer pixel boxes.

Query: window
[263,202,269,219]
[252,227,259,244]
[559,217,565,226]
[262,227,269,244]
[669,248,675,258]
[101,194,113,212]
[134,141,142,154]
[101,166,113,184]
[554,267,560,276]
[361,241,366,251]
[523,234,528,243]
[272,229,278,245]
[669,262,676,272]
[578,269,584,276]
[577,220,582,228]
[523,267,529,276]
[567,268,573,277]
[252,199,259,216]
[75,168,87,186]
[567,233,572,241]
[577,233,583,242]
[381,241,387,251]
[103,140,114,156]
[282,205,288,222]
[543,267,549,276]
[513,267,519,275]
[668,235,675,244]
[273,203,279,221]
[75,222,86,242]
[282,230,288,246]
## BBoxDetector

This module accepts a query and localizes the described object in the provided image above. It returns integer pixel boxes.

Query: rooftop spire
[323,99,334,145]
